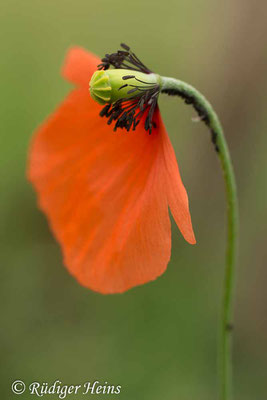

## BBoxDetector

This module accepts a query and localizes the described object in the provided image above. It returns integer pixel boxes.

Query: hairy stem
[160,76,238,400]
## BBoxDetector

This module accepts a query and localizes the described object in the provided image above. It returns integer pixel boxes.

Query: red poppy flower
[28,45,195,294]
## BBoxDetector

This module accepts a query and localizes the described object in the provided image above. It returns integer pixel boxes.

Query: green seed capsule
[89,69,160,105]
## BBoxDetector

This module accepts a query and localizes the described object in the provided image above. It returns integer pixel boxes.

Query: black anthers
[98,44,159,134]
[100,86,159,135]
[97,44,151,74]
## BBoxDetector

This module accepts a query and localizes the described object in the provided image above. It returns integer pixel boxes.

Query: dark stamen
[122,75,136,80]
[98,44,159,134]
[98,44,151,74]
[118,84,128,90]
[121,43,130,51]
[99,104,111,117]
[127,88,139,94]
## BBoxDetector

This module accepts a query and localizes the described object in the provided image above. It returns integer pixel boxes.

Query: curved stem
[160,76,238,400]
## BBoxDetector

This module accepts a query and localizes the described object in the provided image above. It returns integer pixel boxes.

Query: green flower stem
[160,76,238,400]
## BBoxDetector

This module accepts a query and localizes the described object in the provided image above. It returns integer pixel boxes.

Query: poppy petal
[156,112,196,244]
[28,88,172,293]
[62,47,100,87]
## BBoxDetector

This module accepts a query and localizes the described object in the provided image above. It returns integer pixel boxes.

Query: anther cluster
[98,44,160,134]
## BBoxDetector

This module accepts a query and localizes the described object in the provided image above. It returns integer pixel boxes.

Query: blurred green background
[1,0,267,399]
